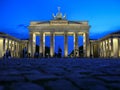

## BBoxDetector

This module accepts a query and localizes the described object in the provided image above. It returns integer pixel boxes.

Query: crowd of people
[3,47,63,59]
[3,48,11,59]
[3,47,29,59]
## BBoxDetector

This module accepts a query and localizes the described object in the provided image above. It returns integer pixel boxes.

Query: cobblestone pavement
[0,58,120,90]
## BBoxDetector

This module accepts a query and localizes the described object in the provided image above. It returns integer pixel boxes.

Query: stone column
[90,42,92,57]
[111,38,113,57]
[15,42,18,57]
[83,32,90,57]
[109,39,112,58]
[29,32,33,57]
[113,38,119,58]
[104,40,106,57]
[100,42,101,57]
[106,40,108,57]
[90,42,94,57]
[40,32,43,56]
[16,42,19,57]
[99,42,101,57]
[43,33,45,57]
[33,34,36,56]
[119,38,120,57]
[15,42,17,57]
[87,33,90,57]
[64,32,68,57]
[9,40,11,50]
[105,40,107,57]
[8,39,11,49]
[10,40,13,57]
[101,41,104,57]
[100,42,102,57]
[17,43,20,57]
[10,40,12,51]
[39,32,45,57]
[74,32,79,57]
[30,32,36,57]
[103,41,105,57]
[3,38,6,56]
[13,41,15,57]
[105,41,107,57]
[107,39,110,57]
[7,39,9,49]
[50,32,55,57]
[83,33,87,57]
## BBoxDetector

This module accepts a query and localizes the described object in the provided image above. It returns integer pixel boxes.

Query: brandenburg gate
[28,8,90,57]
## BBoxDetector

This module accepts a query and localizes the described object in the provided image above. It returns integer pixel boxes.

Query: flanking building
[0,32,28,58]
[90,31,120,58]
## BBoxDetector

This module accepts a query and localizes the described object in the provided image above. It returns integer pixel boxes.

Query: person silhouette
[58,46,62,58]
[6,48,11,58]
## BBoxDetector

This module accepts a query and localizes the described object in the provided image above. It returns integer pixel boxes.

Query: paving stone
[0,86,4,90]
[6,69,21,75]
[104,69,120,76]
[96,76,120,83]
[43,67,66,75]
[90,71,107,76]
[0,58,120,89]
[0,75,24,82]
[108,83,120,89]
[45,79,79,90]
[10,82,44,90]
[64,72,88,78]
[66,77,107,90]
[25,74,59,81]
[72,69,92,75]
[88,85,108,90]
[19,70,42,75]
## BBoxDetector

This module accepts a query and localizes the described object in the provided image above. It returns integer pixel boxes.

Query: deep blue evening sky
[0,0,120,54]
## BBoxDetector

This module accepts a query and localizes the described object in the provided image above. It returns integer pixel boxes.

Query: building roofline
[0,32,25,42]
[97,30,120,41]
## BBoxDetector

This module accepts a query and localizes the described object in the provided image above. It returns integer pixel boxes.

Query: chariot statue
[52,7,66,20]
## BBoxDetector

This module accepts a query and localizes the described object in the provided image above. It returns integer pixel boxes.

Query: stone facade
[90,31,120,58]
[0,32,28,58]
[28,9,90,58]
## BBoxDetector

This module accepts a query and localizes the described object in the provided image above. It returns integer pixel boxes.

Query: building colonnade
[90,34,120,58]
[1,38,20,57]
[99,38,120,58]
[29,32,90,58]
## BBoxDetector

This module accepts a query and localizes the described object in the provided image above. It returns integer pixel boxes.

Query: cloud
[17,24,28,28]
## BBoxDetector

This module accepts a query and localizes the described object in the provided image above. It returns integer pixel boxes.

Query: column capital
[50,32,55,35]
[30,32,34,34]
[64,31,68,34]
[39,32,44,34]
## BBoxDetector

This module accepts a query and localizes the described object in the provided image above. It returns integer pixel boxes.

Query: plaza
[0,58,120,90]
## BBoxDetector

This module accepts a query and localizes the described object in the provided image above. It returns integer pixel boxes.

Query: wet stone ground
[0,58,120,90]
